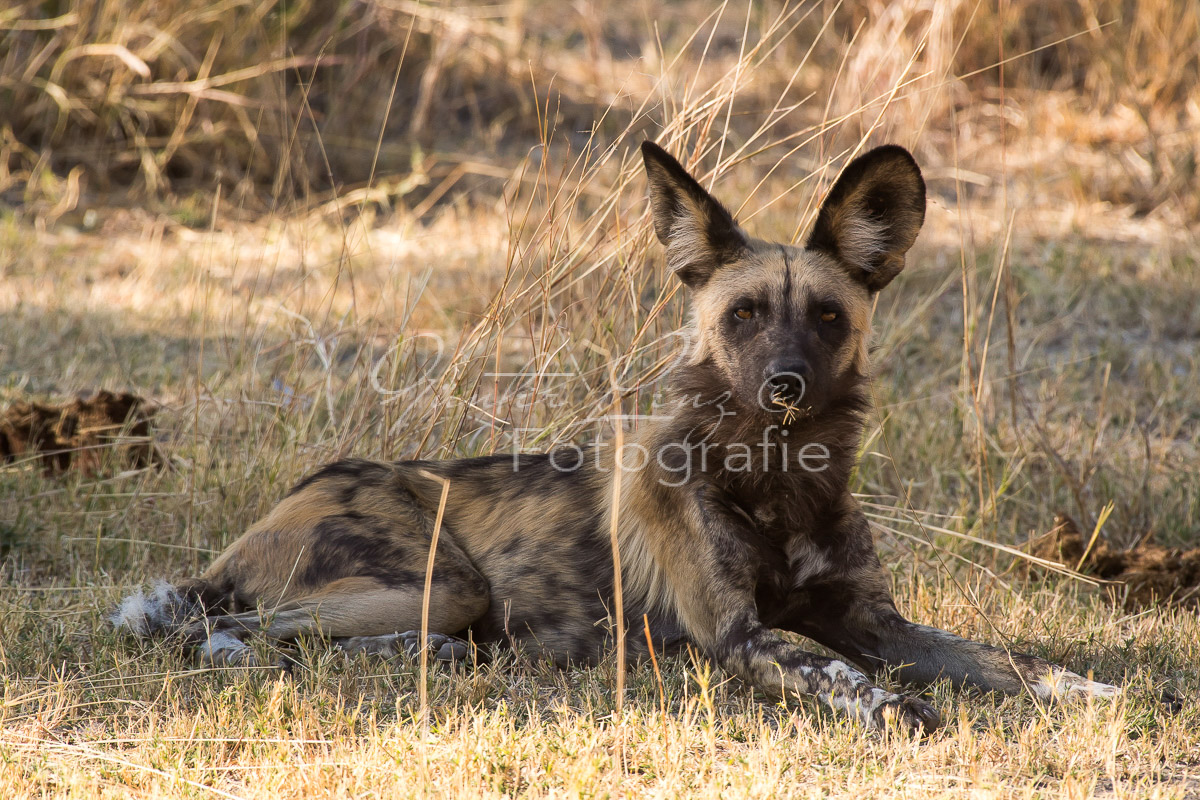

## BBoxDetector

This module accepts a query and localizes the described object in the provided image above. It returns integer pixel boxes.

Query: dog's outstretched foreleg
[650,488,941,733]
[781,510,1120,703]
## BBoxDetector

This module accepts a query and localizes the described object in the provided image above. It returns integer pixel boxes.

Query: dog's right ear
[641,141,747,289]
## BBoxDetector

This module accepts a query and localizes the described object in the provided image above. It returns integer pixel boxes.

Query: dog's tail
[109,579,221,638]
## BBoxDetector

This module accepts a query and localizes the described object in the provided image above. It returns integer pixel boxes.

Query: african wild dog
[112,141,1119,732]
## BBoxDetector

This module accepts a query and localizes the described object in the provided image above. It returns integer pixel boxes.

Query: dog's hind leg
[187,575,489,666]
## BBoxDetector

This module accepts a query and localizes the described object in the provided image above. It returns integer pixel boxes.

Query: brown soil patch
[1030,514,1200,609]
[0,390,158,476]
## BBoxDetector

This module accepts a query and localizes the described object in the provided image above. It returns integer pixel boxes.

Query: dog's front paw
[1035,669,1121,702]
[870,694,942,735]
[1067,679,1121,700]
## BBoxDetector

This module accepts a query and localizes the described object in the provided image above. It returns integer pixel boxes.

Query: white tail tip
[109,581,197,636]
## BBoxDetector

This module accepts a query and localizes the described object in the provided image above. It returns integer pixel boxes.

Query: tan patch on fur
[614,459,687,623]
[199,494,333,600]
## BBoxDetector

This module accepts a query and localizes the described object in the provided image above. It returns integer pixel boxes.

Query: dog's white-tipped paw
[1068,679,1121,699]
[1036,669,1120,701]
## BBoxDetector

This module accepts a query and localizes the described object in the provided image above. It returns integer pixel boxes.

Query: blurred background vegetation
[2,0,1196,217]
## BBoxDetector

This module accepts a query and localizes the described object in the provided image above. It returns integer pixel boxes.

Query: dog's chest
[783,534,833,587]
[748,506,834,611]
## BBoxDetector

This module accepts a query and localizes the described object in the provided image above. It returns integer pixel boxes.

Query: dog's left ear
[806,145,925,293]
[641,141,748,289]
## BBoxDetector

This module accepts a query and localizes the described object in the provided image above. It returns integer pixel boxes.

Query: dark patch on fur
[285,459,382,498]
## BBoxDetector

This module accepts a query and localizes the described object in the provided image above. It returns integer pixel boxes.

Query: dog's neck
[625,359,870,509]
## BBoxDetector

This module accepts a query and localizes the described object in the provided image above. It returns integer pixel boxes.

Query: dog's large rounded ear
[641,141,748,289]
[806,145,925,293]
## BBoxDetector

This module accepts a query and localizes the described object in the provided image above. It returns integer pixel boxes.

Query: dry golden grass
[1,1,1199,797]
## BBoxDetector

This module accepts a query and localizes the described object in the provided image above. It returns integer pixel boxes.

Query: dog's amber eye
[820,311,838,323]
[734,307,753,320]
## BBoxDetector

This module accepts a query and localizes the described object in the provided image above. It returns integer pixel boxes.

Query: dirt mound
[0,390,158,476]
[1030,514,1200,609]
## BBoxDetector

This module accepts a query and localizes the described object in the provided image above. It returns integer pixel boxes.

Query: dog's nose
[764,360,812,399]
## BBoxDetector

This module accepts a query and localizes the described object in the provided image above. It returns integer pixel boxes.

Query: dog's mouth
[768,390,814,425]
